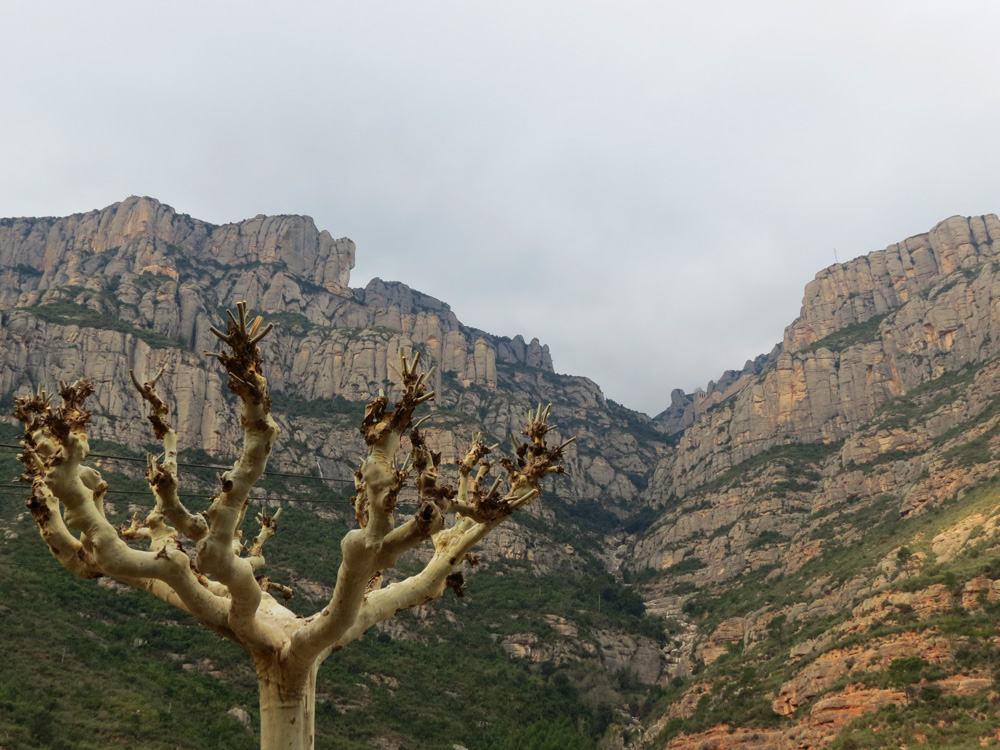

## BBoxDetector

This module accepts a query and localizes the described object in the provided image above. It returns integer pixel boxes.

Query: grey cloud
[2,1,999,414]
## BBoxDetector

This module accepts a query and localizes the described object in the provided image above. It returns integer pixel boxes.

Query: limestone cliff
[627,213,1000,750]
[0,196,543,409]
[0,198,654,513]
[785,214,1000,353]
[0,198,675,715]
[9,200,1000,749]
[643,214,1000,502]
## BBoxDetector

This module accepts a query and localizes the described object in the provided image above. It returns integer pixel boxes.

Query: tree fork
[11,301,573,749]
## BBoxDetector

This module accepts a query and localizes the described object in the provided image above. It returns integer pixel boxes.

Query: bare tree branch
[13,382,231,632]
[247,508,282,571]
[196,301,282,648]
[131,365,208,542]
[293,352,571,666]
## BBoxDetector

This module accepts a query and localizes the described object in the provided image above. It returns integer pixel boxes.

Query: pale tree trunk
[257,661,319,750]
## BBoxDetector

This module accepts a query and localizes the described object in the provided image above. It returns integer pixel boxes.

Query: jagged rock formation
[0,197,677,736]
[654,347,781,436]
[0,198,655,511]
[625,213,1000,750]
[8,200,1000,749]
[628,214,1000,595]
[785,215,1000,352]
[641,214,1000,504]
[0,197,527,418]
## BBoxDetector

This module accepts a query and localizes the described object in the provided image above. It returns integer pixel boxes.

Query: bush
[664,557,707,576]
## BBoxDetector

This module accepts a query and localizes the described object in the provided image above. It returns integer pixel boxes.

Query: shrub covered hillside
[628,214,1000,748]
[6,202,1000,747]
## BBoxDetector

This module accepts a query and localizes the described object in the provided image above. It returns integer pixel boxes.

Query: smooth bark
[258,662,318,750]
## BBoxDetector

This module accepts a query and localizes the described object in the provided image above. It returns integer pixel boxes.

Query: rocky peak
[653,345,781,436]
[784,214,1000,353]
[0,198,617,496]
[628,212,1000,750]
[206,207,355,293]
[656,214,1000,442]
[643,213,1000,499]
[0,196,356,299]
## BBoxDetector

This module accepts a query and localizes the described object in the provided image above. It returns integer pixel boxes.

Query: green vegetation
[828,695,1000,749]
[928,265,982,300]
[845,448,919,471]
[801,313,890,354]
[134,271,166,291]
[650,460,1000,747]
[496,361,594,391]
[869,363,980,431]
[651,658,785,745]
[606,399,676,447]
[174,253,286,278]
[265,311,316,335]
[664,556,706,576]
[747,530,788,549]
[943,433,996,467]
[541,493,622,543]
[269,391,366,424]
[488,718,597,750]
[921,389,1000,468]
[333,325,399,343]
[16,302,185,349]
[690,441,841,497]
[0,427,659,749]
[0,510,615,749]
[932,391,1000,447]
[14,263,44,277]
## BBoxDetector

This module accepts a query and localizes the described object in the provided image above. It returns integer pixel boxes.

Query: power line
[0,482,357,505]
[0,445,596,503]
[0,443,355,485]
[0,483,216,500]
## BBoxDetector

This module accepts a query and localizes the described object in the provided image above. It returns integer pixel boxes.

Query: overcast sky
[3,2,999,415]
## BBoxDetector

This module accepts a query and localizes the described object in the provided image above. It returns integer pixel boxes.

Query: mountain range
[3,198,1000,749]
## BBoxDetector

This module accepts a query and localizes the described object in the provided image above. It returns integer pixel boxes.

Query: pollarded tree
[13,302,573,750]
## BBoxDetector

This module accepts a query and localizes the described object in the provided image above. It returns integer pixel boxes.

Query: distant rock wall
[0,196,356,299]
[785,214,1000,352]
[645,214,1000,500]
[654,347,781,436]
[0,198,654,515]
[0,198,566,414]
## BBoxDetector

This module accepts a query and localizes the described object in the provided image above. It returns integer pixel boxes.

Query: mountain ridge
[6,201,1000,748]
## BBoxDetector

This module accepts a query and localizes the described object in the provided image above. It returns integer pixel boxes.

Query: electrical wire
[0,443,355,485]
[0,444,585,502]
[0,482,357,505]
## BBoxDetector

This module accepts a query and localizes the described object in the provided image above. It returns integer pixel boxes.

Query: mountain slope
[5,201,1000,749]
[0,197,667,514]
[0,198,675,749]
[627,214,1000,748]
